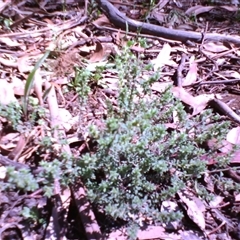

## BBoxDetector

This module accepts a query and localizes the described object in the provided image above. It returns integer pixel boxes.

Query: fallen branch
[209,99,240,124]
[96,0,240,45]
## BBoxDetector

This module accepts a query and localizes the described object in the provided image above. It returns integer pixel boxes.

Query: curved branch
[96,0,240,45]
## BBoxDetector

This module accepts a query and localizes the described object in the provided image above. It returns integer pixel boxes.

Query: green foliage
[37,156,80,197]
[68,67,91,103]
[21,206,45,225]
[5,167,39,192]
[0,102,22,130]
[0,99,47,133]
[23,51,50,116]
[0,41,233,239]
[28,100,47,126]
[0,101,79,198]
[2,154,80,198]
[77,46,230,238]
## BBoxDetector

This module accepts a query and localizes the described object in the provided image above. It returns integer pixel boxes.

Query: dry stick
[96,0,240,45]
[225,169,240,183]
[10,13,34,28]
[209,99,240,124]
[0,153,28,170]
[0,152,43,175]
[84,0,88,17]
[70,182,103,240]
[45,82,68,240]
[199,22,219,82]
[45,82,102,240]
[7,133,27,161]
[207,221,226,236]
[185,64,240,87]
[173,53,187,87]
[211,47,240,60]
[187,78,240,87]
[208,207,234,230]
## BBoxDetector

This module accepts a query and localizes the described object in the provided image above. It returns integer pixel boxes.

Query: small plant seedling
[23,51,50,116]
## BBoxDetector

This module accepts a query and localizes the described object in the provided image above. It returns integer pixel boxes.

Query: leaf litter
[1,0,240,239]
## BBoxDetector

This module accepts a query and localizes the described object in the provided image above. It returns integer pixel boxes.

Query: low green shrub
[0,44,232,239]
[77,45,230,237]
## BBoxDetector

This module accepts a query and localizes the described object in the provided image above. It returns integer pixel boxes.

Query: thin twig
[209,98,240,124]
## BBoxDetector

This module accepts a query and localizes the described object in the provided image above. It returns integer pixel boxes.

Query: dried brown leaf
[0,79,18,105]
[0,37,21,47]
[176,24,196,31]
[137,226,167,240]
[203,42,229,53]
[151,9,166,23]
[230,150,240,164]
[107,225,170,240]
[227,127,240,144]
[54,77,69,85]
[172,87,214,115]
[89,41,105,63]
[7,133,27,162]
[235,193,240,202]
[156,0,170,10]
[70,182,102,239]
[209,196,224,207]
[0,166,6,179]
[19,145,39,163]
[183,56,198,86]
[17,56,33,73]
[58,108,73,132]
[0,56,17,68]
[0,132,19,152]
[11,76,25,96]
[79,45,95,53]
[0,0,9,12]
[130,45,145,53]
[92,15,111,27]
[206,138,233,153]
[178,190,206,231]
[151,43,172,71]
[220,70,240,78]
[185,5,215,16]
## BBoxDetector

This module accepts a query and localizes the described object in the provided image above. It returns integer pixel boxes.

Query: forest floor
[1,0,240,239]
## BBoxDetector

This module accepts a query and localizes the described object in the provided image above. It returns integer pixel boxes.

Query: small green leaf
[23,50,50,116]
